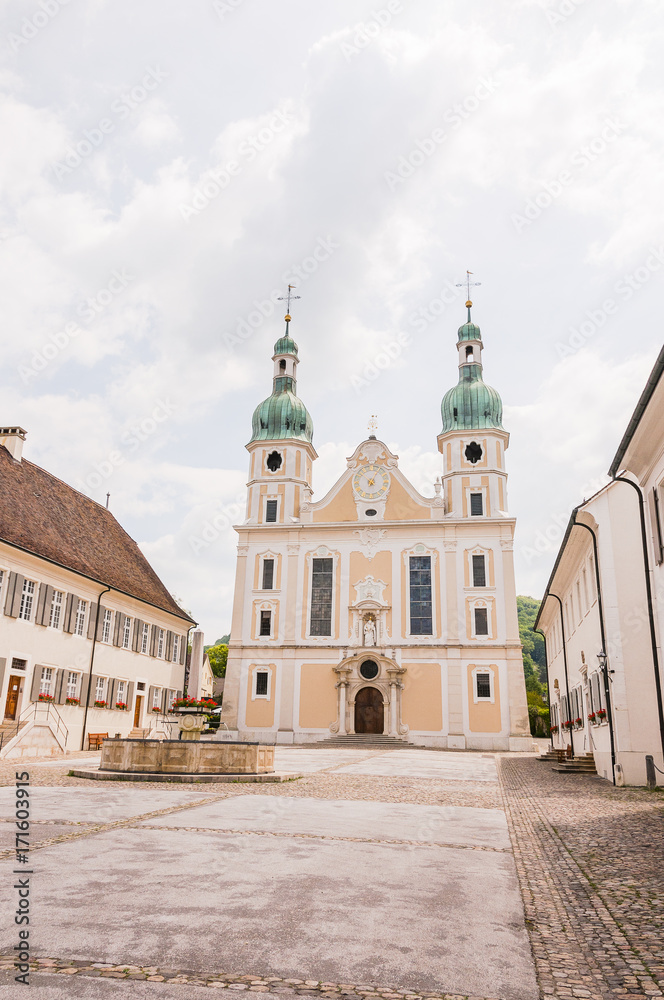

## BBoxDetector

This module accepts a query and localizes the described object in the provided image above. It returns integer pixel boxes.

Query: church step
[320,734,411,748]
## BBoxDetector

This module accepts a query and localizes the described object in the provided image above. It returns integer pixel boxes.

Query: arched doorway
[354,687,384,734]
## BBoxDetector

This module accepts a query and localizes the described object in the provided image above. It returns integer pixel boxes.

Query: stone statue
[363,618,377,646]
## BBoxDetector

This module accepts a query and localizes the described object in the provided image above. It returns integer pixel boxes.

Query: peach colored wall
[349,550,392,633]
[298,664,337,728]
[312,480,357,522]
[401,663,443,731]
[245,664,275,728]
[467,664,502,733]
[384,478,430,520]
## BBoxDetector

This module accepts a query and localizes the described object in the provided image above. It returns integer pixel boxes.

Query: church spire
[249,306,314,445]
[440,304,503,431]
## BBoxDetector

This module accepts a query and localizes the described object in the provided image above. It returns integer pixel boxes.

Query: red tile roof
[0,445,195,623]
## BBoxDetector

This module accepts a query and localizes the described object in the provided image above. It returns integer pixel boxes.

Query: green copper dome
[441,368,503,430]
[273,335,298,357]
[249,321,313,444]
[457,320,482,342]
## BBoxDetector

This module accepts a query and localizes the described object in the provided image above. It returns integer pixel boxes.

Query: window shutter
[54,669,67,705]
[35,584,49,626]
[0,658,6,697]
[79,673,90,708]
[176,689,182,702]
[150,625,158,657]
[107,678,118,709]
[148,685,157,712]
[112,613,123,647]
[180,635,187,664]
[96,611,105,641]
[87,603,98,639]
[30,667,42,702]
[161,688,169,713]
[165,631,174,662]
[63,593,76,633]
[132,619,142,652]
[125,681,134,714]
[5,572,24,618]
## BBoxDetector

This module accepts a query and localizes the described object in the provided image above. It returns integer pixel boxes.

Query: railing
[0,701,69,753]
[145,712,179,740]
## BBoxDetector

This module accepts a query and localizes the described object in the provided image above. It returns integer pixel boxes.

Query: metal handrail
[0,700,69,752]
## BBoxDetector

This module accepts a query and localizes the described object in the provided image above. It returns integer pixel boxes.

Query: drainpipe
[80,586,111,751]
[609,477,664,760]
[570,514,616,785]
[533,628,552,748]
[546,593,574,757]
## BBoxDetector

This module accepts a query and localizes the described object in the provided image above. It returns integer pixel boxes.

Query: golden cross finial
[455,270,481,309]
[368,414,378,436]
[277,284,301,322]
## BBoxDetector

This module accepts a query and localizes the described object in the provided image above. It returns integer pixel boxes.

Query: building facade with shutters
[220,306,530,748]
[0,427,195,756]
[536,345,664,785]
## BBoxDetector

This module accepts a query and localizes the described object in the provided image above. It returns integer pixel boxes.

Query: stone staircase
[320,734,412,749]
[551,752,597,775]
[0,719,27,749]
[128,728,150,739]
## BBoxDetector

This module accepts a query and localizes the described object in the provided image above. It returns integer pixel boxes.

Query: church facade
[220,303,530,748]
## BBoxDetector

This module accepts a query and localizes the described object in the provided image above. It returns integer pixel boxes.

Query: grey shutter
[113,613,124,647]
[96,610,105,641]
[63,593,76,633]
[107,678,118,709]
[87,603,98,640]
[161,688,169,713]
[0,658,6,698]
[4,572,24,618]
[35,584,49,626]
[148,685,157,713]
[180,634,187,664]
[30,667,42,702]
[132,620,142,652]
[165,631,174,662]
[80,673,90,708]
[125,681,134,713]
[150,625,158,657]
[54,669,67,705]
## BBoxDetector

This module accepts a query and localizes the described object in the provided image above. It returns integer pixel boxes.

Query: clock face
[352,464,390,500]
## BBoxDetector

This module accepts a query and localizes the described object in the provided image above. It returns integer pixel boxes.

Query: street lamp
[597,650,607,670]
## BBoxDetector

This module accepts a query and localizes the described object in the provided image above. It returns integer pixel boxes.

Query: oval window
[365,509,377,517]
[360,660,379,680]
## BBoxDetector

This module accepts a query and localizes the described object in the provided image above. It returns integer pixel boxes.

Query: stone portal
[355,687,384,734]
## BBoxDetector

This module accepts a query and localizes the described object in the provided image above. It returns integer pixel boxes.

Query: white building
[536,346,664,785]
[0,427,195,757]
[220,304,530,748]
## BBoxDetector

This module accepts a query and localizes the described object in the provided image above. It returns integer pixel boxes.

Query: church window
[476,672,491,699]
[472,554,486,587]
[255,671,269,696]
[360,660,379,680]
[259,610,272,636]
[365,509,377,517]
[265,500,278,522]
[465,345,475,362]
[310,557,333,636]
[470,493,483,516]
[279,359,286,370]
[465,442,482,464]
[474,607,488,636]
[266,451,282,472]
[262,559,274,590]
[409,556,432,635]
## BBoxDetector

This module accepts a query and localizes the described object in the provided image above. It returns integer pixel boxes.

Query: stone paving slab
[139,794,511,850]
[272,749,382,773]
[0,820,96,847]
[0,824,536,999]
[0,786,214,823]
[333,751,497,782]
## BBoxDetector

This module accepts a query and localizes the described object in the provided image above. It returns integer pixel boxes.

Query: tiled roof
[0,445,194,623]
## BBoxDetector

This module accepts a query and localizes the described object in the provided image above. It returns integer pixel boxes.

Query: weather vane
[368,414,378,436]
[455,270,481,308]
[278,284,300,321]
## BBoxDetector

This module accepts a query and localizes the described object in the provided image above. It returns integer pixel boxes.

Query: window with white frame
[49,589,63,629]
[589,671,605,714]
[259,610,272,636]
[18,579,36,621]
[66,672,79,700]
[74,599,87,637]
[262,558,275,590]
[265,498,278,523]
[122,616,132,649]
[157,628,165,658]
[172,634,180,663]
[140,622,150,654]
[168,689,177,711]
[39,666,53,696]
[116,680,126,705]
[469,492,484,516]
[409,555,433,635]
[94,677,106,703]
[101,608,113,643]
[474,669,492,701]
[152,687,162,710]
[310,557,333,636]
[472,553,486,587]
[473,606,489,636]
[253,669,270,699]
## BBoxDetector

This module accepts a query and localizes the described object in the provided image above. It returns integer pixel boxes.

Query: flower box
[115,702,127,711]
[574,717,583,727]
[94,700,107,709]
[562,720,574,730]
[597,709,607,721]
[171,697,217,712]
[151,707,161,713]
[549,724,559,734]
[65,697,80,706]
[587,712,596,724]
[38,693,54,702]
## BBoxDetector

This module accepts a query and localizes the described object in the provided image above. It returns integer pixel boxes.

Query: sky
[1,0,663,640]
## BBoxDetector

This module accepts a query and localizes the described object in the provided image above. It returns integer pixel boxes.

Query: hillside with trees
[517,596,549,736]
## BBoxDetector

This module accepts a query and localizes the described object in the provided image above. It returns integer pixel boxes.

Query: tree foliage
[517,596,549,735]
[206,643,228,678]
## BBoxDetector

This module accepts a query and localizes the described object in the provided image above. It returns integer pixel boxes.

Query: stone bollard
[646,755,657,790]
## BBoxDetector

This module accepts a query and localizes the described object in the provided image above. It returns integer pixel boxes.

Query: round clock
[352,464,390,500]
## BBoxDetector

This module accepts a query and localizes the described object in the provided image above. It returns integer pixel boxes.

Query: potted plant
[550,724,559,734]
[151,706,161,713]
[562,719,573,730]
[38,693,54,702]
[65,697,80,706]
[115,701,127,711]
[597,708,607,721]
[587,712,596,724]
[171,696,217,713]
[574,716,583,728]
[93,699,107,709]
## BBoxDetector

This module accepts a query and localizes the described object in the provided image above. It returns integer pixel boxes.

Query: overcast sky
[1,0,662,640]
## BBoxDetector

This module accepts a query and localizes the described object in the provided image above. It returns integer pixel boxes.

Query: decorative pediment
[346,438,399,470]
[353,527,387,561]
[353,575,388,606]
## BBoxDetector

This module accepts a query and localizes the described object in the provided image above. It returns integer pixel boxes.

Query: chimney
[0,427,27,462]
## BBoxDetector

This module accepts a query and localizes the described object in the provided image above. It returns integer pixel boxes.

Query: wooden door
[133,694,143,728]
[4,677,21,720]
[354,687,384,734]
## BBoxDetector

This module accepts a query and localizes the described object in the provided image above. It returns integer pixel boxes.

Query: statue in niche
[363,617,377,646]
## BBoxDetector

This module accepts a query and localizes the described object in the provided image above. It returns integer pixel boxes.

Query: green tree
[517,596,550,735]
[206,643,228,677]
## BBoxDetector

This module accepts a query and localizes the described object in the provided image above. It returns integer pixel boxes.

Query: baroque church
[220,297,530,748]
